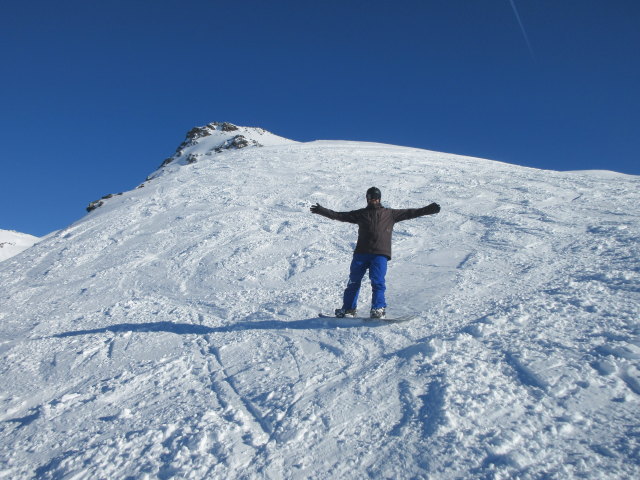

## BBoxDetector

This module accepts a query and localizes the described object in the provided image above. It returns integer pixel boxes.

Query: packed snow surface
[0,230,38,262]
[1,135,639,479]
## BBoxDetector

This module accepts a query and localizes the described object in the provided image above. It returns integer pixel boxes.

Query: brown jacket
[313,202,439,259]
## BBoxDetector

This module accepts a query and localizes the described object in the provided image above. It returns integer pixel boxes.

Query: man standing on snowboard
[310,187,440,319]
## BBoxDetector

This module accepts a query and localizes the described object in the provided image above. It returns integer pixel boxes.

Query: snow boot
[370,308,386,319]
[335,308,357,318]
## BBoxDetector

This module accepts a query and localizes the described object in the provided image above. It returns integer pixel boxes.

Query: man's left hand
[425,203,440,214]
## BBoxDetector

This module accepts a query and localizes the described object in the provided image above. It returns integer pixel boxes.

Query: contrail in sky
[508,0,536,61]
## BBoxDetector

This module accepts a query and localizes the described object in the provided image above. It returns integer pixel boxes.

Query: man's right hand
[310,203,324,214]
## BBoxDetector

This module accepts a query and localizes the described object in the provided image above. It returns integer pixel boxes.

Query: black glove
[310,203,324,214]
[425,202,440,215]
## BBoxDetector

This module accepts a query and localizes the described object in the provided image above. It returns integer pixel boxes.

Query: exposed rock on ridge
[86,122,295,212]
[158,122,286,170]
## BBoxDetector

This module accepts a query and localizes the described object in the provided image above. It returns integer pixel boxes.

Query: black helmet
[366,187,381,200]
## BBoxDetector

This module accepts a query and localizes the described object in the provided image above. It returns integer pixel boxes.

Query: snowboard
[318,312,417,324]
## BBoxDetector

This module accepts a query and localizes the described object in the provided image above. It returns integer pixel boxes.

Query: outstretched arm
[310,203,360,223]
[309,203,327,215]
[392,202,441,222]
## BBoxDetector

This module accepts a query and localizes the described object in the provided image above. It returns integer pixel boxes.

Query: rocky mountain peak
[155,122,295,172]
[86,122,296,212]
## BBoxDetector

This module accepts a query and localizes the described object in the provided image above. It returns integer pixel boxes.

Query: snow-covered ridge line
[151,121,297,176]
[86,122,297,212]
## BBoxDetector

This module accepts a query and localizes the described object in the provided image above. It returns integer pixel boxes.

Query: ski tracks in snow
[1,143,639,478]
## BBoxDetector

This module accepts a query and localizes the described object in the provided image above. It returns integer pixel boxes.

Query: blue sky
[1,0,638,237]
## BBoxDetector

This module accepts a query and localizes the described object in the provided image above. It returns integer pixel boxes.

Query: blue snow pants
[342,253,388,310]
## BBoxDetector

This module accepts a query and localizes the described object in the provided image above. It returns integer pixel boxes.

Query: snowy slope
[0,229,38,262]
[1,131,639,479]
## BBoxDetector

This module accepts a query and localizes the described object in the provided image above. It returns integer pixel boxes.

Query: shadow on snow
[52,317,393,338]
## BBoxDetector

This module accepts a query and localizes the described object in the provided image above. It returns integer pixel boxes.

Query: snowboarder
[310,187,440,319]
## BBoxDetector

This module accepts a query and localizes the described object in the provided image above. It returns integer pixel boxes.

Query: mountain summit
[154,121,297,173]
[87,122,296,212]
[1,129,639,479]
